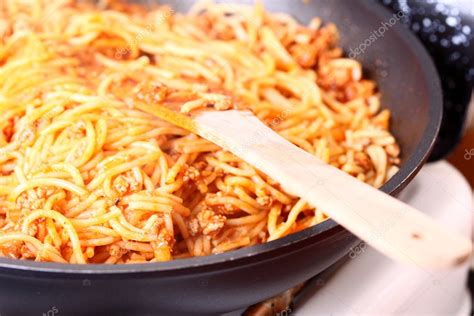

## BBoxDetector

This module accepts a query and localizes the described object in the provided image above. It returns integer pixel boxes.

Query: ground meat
[188,208,226,236]
[15,187,54,211]
[112,176,130,196]
[290,43,318,68]
[289,24,339,69]
[198,209,226,235]
[135,81,169,105]
[256,196,273,208]
[108,244,128,258]
[2,117,15,143]
[156,228,175,247]
[0,241,22,259]
[354,152,373,172]
[16,193,44,211]
[112,171,141,196]
[183,166,200,182]
[203,94,232,111]
[188,217,200,237]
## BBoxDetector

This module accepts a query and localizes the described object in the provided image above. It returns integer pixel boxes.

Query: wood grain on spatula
[136,103,472,269]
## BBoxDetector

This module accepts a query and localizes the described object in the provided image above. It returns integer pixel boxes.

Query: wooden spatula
[136,103,472,269]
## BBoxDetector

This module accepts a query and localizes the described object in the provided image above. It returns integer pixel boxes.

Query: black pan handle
[379,0,474,161]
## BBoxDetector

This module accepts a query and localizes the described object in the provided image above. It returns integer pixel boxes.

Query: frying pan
[0,0,443,315]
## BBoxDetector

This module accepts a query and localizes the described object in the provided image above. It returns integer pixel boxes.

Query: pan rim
[0,0,443,275]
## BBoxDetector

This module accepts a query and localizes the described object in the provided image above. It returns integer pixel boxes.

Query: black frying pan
[0,1,443,315]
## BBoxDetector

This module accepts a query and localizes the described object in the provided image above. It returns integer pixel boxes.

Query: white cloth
[296,161,473,315]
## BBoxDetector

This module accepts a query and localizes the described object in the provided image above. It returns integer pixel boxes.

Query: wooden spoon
[136,104,472,269]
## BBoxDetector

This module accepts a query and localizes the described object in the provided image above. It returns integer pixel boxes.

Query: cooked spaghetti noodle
[0,0,401,264]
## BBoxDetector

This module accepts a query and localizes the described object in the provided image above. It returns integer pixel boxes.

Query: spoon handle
[136,103,472,269]
[195,110,471,269]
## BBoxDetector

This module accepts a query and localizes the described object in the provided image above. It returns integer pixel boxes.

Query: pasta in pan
[0,0,401,264]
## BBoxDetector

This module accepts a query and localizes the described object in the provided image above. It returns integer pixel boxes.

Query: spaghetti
[0,0,401,264]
